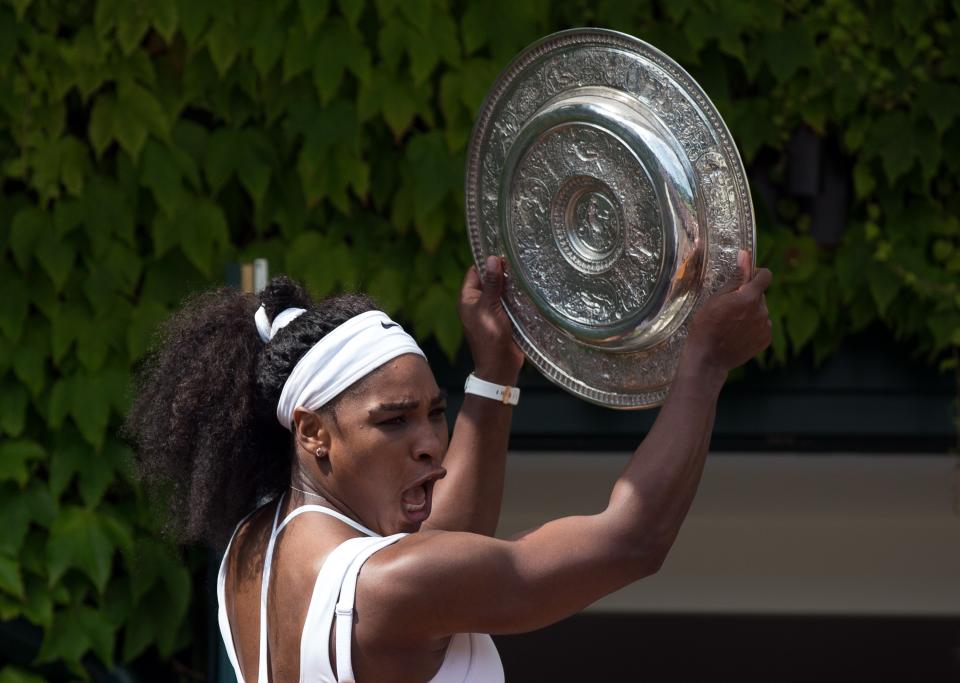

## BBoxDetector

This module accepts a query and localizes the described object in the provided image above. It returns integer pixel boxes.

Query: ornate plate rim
[464,27,756,409]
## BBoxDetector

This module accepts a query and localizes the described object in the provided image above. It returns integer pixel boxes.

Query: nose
[411,419,444,464]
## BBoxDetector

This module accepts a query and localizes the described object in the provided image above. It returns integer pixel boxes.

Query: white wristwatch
[464,373,520,406]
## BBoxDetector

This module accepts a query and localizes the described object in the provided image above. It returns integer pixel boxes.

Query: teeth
[402,484,427,510]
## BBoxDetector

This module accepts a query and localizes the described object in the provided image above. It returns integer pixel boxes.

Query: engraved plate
[465,29,755,409]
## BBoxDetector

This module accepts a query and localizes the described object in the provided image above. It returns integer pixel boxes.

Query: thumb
[480,255,505,302]
[725,249,752,292]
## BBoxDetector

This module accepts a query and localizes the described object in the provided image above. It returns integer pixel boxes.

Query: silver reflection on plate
[465,28,755,409]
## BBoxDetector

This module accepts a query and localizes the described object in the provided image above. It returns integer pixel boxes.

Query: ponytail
[123,275,377,546]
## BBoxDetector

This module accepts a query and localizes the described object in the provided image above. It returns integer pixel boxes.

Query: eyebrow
[372,389,447,414]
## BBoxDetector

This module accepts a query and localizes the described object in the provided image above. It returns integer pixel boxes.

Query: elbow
[603,511,675,579]
[623,537,670,578]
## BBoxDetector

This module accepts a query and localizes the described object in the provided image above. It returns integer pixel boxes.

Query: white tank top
[217,497,505,683]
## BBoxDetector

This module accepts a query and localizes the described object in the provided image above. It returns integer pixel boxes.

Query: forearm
[423,368,519,535]
[605,360,727,565]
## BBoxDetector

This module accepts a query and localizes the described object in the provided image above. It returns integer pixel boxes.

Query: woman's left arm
[422,256,524,536]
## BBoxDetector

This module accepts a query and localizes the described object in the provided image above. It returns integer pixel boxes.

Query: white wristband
[464,373,520,406]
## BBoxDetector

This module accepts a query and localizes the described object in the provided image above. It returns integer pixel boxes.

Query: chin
[397,519,425,534]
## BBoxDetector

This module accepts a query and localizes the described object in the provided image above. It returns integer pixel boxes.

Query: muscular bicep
[361,512,658,645]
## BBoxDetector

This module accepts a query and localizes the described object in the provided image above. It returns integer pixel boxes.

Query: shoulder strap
[256,496,286,683]
[275,504,380,538]
[257,497,382,683]
[334,534,407,683]
[217,503,270,683]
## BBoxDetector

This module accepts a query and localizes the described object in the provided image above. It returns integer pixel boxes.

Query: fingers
[739,267,772,299]
[721,249,752,294]
[462,263,481,293]
[479,255,505,302]
[738,249,752,283]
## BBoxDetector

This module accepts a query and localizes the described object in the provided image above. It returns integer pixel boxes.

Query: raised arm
[365,252,772,643]
[423,256,524,535]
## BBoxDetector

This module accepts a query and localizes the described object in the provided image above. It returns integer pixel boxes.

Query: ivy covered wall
[0,0,958,680]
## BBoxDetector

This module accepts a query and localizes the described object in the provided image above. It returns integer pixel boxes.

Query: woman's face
[323,354,449,535]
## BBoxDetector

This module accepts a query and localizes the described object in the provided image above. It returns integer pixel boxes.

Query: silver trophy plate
[465,28,755,409]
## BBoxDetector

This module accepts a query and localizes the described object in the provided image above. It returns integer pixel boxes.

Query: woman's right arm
[364,252,772,644]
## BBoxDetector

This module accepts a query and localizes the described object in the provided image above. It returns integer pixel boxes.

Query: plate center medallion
[553,176,623,273]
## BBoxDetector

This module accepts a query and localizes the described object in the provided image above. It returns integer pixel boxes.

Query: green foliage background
[0,0,958,679]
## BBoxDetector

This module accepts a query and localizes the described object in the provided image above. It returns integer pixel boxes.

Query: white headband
[261,309,425,430]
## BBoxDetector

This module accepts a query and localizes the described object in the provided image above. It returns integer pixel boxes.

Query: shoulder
[353,530,514,646]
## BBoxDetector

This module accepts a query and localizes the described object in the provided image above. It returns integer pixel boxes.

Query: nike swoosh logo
[380,322,399,329]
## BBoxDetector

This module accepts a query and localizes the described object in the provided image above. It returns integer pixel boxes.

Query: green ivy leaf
[286,231,338,297]
[368,266,406,314]
[35,235,75,293]
[46,507,116,593]
[205,15,242,76]
[50,437,117,508]
[381,75,418,137]
[870,112,916,183]
[282,25,314,82]
[151,0,178,41]
[867,263,900,316]
[405,132,455,222]
[48,371,115,450]
[300,0,331,34]
[399,0,431,32]
[762,21,816,81]
[852,161,876,199]
[203,128,239,193]
[0,382,28,437]
[178,198,230,277]
[21,575,53,628]
[115,1,150,54]
[0,665,46,683]
[414,283,462,359]
[88,93,119,158]
[0,274,29,342]
[50,436,87,499]
[76,318,112,371]
[337,0,365,27]
[0,556,24,600]
[252,20,284,76]
[917,82,960,134]
[176,0,211,45]
[0,440,45,487]
[13,333,47,398]
[7,0,32,20]
[236,130,274,205]
[9,207,48,271]
[785,298,819,352]
[141,141,187,217]
[114,80,170,159]
[127,300,169,361]
[37,602,116,667]
[59,137,89,197]
[313,20,370,102]
[0,485,32,557]
[47,377,74,431]
[128,540,190,622]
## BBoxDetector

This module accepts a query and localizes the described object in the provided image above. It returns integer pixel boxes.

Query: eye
[378,415,405,427]
[429,406,447,421]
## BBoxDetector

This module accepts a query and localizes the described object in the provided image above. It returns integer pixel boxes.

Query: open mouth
[400,470,445,523]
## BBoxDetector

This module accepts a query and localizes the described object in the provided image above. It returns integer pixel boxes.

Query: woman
[125,251,771,682]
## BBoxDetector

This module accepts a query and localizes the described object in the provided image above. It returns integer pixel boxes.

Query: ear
[292,407,332,461]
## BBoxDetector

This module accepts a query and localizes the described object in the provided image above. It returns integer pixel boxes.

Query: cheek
[436,421,450,453]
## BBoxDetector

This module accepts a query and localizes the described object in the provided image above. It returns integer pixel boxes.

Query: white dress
[217,497,505,682]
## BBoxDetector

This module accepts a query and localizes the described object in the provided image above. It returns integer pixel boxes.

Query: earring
[315,446,326,458]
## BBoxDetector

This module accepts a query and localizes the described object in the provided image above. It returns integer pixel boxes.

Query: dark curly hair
[122,275,377,546]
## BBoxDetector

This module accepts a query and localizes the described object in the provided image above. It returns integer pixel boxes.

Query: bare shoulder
[355,530,514,647]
